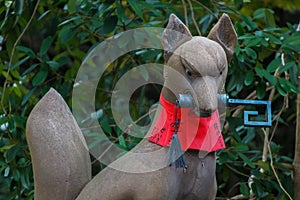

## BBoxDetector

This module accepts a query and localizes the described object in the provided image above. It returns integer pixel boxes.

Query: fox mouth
[193,108,214,117]
[199,110,213,117]
[178,93,215,117]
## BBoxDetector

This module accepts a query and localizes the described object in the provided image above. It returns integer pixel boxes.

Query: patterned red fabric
[148,95,226,152]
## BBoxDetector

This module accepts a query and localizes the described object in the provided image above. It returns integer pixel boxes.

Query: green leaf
[263,71,277,86]
[116,1,126,23]
[252,180,265,197]
[253,8,275,27]
[0,144,14,152]
[267,57,280,73]
[5,145,20,163]
[20,170,30,189]
[245,37,262,47]
[245,47,257,59]
[13,85,22,97]
[257,160,270,172]
[240,183,250,197]
[226,76,237,92]
[278,78,299,93]
[256,80,266,99]
[39,36,53,55]
[278,62,296,74]
[255,67,277,85]
[58,16,81,27]
[11,55,30,70]
[239,34,254,40]
[226,151,239,160]
[38,10,51,21]
[276,83,287,96]
[237,152,255,168]
[4,167,10,177]
[101,121,112,134]
[233,144,249,152]
[14,0,24,15]
[244,71,254,86]
[32,70,48,86]
[46,61,60,70]
[263,32,281,45]
[128,0,144,19]
[264,9,275,27]
[278,78,289,92]
[242,128,255,143]
[241,15,257,30]
[118,135,127,149]
[253,8,266,19]
[200,14,214,35]
[12,169,20,181]
[22,88,36,106]
[16,46,35,57]
[282,32,300,51]
[102,15,118,34]
[255,67,264,78]
[58,25,76,44]
[22,63,39,76]
[67,0,76,14]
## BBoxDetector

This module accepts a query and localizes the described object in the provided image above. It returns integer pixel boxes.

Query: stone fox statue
[26,13,237,200]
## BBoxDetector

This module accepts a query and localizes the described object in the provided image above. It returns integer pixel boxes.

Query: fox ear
[207,13,237,63]
[162,14,192,62]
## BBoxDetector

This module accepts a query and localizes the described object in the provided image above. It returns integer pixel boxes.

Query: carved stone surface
[26,88,91,200]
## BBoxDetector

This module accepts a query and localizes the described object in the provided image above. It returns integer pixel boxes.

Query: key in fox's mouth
[178,93,215,117]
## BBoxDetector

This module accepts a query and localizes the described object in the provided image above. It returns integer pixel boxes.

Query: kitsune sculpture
[26,13,237,200]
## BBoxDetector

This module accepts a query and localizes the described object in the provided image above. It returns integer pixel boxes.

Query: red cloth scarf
[148,95,225,152]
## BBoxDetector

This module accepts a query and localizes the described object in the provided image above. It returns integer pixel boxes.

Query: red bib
[148,95,225,152]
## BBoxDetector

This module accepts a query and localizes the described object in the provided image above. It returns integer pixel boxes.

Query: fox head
[161,13,237,116]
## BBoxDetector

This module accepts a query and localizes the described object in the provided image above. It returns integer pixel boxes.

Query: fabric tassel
[167,133,185,168]
[167,100,185,168]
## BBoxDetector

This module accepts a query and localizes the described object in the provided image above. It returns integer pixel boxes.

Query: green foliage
[0,0,299,199]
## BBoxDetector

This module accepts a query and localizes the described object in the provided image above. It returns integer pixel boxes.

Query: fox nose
[192,76,218,114]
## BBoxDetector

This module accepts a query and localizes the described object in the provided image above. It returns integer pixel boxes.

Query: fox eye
[185,68,193,76]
